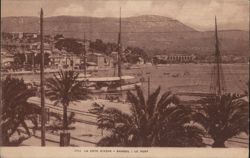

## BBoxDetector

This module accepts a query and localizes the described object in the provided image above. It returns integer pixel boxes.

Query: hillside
[1,15,249,56]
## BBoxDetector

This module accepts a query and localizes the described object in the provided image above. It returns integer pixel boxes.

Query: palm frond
[1,76,37,145]
[97,86,205,147]
[135,85,146,109]
[146,86,160,116]
[197,94,249,146]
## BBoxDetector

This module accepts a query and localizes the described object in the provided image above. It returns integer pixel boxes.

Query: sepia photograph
[0,0,249,157]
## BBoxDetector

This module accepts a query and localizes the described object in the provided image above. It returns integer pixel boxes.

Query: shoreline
[1,63,248,76]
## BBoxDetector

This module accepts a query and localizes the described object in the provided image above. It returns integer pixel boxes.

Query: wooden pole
[84,32,87,76]
[40,8,46,146]
[118,7,122,78]
[32,53,35,73]
[118,7,122,95]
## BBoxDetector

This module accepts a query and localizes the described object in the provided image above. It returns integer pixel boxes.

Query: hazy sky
[1,0,249,31]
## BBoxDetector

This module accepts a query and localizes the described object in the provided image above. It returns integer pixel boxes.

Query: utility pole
[32,52,35,73]
[249,0,250,53]
[83,32,87,76]
[117,7,122,93]
[40,8,46,146]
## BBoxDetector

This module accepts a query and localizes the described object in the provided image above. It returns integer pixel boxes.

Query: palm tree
[95,86,205,147]
[45,70,89,131]
[194,94,249,147]
[1,75,40,146]
[48,111,76,133]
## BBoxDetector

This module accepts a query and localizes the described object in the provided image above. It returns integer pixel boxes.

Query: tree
[1,76,40,146]
[89,39,107,53]
[124,47,148,64]
[45,70,89,131]
[34,53,50,66]
[13,53,25,67]
[95,86,205,147]
[194,94,249,147]
[48,112,76,133]
[105,42,118,55]
[55,38,83,55]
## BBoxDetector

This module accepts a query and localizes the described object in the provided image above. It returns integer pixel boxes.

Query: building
[30,42,52,54]
[87,53,112,68]
[1,49,14,68]
[153,54,196,64]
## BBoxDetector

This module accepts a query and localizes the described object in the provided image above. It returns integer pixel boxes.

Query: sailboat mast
[215,16,222,96]
[210,16,226,96]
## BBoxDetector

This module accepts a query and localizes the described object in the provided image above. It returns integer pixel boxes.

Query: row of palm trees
[1,70,249,147]
[93,86,249,147]
[1,71,88,146]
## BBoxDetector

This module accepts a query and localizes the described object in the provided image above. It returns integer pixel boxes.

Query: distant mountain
[1,15,249,56]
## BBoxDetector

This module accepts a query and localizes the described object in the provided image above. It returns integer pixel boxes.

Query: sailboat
[175,17,245,98]
[78,8,141,95]
[209,16,226,96]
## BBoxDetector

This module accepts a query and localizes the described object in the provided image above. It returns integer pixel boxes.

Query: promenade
[22,97,249,147]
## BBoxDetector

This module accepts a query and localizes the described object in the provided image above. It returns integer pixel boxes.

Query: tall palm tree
[194,94,249,147]
[45,70,89,131]
[95,86,205,147]
[1,75,40,146]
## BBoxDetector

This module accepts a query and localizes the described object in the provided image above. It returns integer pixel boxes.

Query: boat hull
[88,82,142,93]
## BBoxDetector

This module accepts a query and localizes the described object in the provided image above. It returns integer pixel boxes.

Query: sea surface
[3,63,249,95]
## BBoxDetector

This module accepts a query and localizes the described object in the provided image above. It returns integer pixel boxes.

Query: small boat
[79,75,141,93]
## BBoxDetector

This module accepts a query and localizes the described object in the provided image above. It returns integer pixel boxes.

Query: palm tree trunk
[63,104,68,131]
[151,135,157,147]
[3,135,10,146]
[212,139,226,147]
[1,128,10,146]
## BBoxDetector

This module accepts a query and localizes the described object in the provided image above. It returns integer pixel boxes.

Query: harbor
[1,0,249,151]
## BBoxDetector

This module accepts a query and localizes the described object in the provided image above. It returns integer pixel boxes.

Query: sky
[1,0,249,31]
